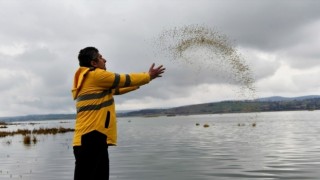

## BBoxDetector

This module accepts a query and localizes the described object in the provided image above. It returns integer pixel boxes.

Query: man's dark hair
[78,47,99,67]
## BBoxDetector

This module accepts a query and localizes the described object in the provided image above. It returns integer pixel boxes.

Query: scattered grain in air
[155,24,256,101]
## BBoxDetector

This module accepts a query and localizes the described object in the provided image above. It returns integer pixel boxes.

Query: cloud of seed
[155,24,256,100]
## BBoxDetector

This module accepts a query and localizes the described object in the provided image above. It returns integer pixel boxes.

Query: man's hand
[148,63,165,80]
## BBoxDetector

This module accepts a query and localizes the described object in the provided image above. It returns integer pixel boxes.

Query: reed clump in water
[23,135,31,145]
[32,136,38,144]
[23,135,38,145]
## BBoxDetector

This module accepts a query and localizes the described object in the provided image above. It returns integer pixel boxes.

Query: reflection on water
[1,111,320,179]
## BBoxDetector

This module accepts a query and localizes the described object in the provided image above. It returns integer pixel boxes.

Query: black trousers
[74,131,109,180]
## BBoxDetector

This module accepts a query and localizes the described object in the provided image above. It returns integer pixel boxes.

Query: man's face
[92,53,107,70]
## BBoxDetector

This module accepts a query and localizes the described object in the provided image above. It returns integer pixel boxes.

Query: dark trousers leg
[74,145,109,180]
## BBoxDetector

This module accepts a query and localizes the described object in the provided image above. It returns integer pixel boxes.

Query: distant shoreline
[1,95,320,122]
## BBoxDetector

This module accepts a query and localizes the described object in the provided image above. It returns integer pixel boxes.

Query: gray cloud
[0,0,320,116]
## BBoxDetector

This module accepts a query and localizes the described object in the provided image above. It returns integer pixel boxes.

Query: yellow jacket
[72,67,151,146]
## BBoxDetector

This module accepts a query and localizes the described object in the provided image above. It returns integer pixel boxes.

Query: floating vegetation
[0,122,10,128]
[32,127,74,135]
[5,140,11,145]
[17,129,31,136]
[0,127,74,138]
[0,121,8,125]
[203,124,210,128]
[237,122,256,127]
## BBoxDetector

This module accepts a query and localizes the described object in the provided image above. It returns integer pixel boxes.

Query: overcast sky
[0,0,320,117]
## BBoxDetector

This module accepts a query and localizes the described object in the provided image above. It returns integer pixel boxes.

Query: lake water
[0,111,319,180]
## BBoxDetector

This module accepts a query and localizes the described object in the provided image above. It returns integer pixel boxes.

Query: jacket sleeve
[94,69,151,89]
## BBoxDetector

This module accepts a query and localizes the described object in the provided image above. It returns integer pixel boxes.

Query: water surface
[0,111,319,179]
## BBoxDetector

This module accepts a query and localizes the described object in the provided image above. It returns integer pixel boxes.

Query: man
[72,47,165,180]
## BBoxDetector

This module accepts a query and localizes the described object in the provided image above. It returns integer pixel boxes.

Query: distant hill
[256,95,320,102]
[1,95,319,122]
[120,95,320,117]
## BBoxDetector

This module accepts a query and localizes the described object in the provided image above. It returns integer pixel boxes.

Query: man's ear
[90,60,97,68]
